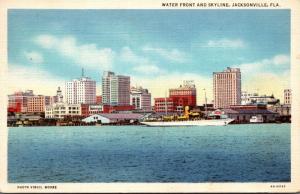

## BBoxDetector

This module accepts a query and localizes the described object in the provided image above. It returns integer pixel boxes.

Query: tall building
[213,67,241,108]
[96,95,102,104]
[130,86,151,111]
[66,76,96,105]
[284,89,292,105]
[169,80,197,112]
[8,90,34,113]
[27,95,52,113]
[102,71,130,106]
[102,71,115,105]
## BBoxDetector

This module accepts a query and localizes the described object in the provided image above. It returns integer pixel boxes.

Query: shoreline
[7,122,291,128]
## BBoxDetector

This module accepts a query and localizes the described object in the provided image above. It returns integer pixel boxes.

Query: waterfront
[8,124,290,182]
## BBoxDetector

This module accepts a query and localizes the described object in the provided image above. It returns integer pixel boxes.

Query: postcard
[0,0,300,193]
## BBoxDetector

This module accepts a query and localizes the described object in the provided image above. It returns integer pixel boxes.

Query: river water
[8,124,290,182]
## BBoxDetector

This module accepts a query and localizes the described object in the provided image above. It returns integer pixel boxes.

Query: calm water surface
[8,124,290,182]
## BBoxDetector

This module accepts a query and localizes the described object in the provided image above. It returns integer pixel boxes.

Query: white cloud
[272,54,290,65]
[36,35,57,49]
[238,61,264,75]
[120,47,142,64]
[120,47,161,74]
[35,34,114,70]
[142,45,187,63]
[234,54,290,102]
[24,51,44,64]
[235,54,290,74]
[242,71,290,102]
[204,38,245,48]
[7,63,65,96]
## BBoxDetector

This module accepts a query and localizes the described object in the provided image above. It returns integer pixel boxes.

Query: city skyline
[8,9,290,103]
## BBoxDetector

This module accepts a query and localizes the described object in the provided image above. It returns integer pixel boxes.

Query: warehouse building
[82,113,144,124]
[223,109,278,123]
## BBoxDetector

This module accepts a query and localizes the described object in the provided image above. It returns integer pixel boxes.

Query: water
[8,124,290,182]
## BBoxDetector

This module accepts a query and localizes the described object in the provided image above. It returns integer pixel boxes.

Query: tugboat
[250,115,264,123]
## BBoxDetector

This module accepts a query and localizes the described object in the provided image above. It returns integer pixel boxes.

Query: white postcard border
[0,0,299,193]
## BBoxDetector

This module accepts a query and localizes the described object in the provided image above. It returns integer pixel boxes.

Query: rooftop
[226,109,278,114]
[99,113,144,120]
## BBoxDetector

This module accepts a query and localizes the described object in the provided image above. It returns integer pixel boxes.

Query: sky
[8,9,290,104]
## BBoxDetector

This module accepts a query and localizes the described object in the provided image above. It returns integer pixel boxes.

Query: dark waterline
[8,124,290,183]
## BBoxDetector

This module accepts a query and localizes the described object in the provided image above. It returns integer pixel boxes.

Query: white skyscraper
[213,67,241,108]
[66,76,96,105]
[102,71,130,106]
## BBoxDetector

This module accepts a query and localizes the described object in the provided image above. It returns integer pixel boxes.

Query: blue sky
[8,9,290,103]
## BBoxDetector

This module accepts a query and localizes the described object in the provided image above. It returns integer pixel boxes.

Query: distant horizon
[8,9,290,104]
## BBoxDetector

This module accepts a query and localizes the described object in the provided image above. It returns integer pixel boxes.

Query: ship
[141,118,234,127]
[141,106,234,127]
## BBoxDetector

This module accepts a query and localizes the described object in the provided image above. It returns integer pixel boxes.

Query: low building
[269,104,291,122]
[193,104,215,115]
[241,92,280,106]
[45,103,81,119]
[224,104,278,123]
[8,90,34,113]
[89,105,103,115]
[82,113,144,124]
[270,104,291,116]
[154,97,174,113]
[230,104,267,110]
[102,105,135,113]
[223,109,278,123]
[241,91,257,105]
[79,104,104,117]
[7,114,42,127]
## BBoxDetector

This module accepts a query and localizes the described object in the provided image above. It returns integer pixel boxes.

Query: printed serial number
[270,184,286,188]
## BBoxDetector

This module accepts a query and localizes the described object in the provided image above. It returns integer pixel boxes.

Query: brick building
[169,80,197,112]
[8,90,34,113]
[154,97,174,113]
[154,80,196,113]
[27,95,52,113]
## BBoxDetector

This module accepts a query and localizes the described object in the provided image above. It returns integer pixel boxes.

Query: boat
[250,115,264,123]
[141,105,234,127]
[141,118,234,127]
